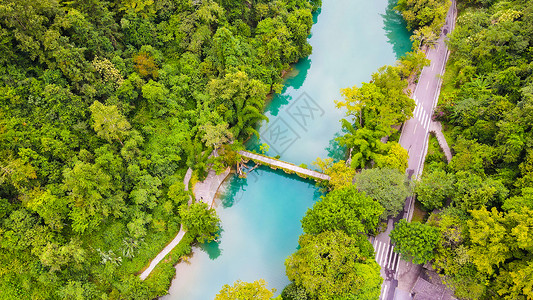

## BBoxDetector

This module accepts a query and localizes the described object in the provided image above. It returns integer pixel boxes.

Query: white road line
[394,253,401,273]
[420,113,426,128]
[387,246,395,269]
[414,124,418,133]
[426,81,430,90]
[382,283,389,300]
[375,241,384,265]
[431,62,435,71]
[414,106,420,119]
[381,244,390,266]
[425,114,432,130]
[377,242,386,266]
[393,253,399,271]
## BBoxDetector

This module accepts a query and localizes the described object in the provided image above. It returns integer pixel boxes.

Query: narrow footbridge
[238,151,330,181]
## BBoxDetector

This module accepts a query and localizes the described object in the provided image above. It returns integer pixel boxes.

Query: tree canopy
[301,185,384,236]
[285,230,382,300]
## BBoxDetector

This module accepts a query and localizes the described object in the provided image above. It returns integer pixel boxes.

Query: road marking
[414,124,418,133]
[425,113,432,130]
[375,241,384,265]
[393,253,401,278]
[388,246,395,269]
[381,283,389,300]
[426,81,430,90]
[432,62,435,71]
[379,243,388,266]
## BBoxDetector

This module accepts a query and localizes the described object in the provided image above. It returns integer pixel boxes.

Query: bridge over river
[238,151,331,181]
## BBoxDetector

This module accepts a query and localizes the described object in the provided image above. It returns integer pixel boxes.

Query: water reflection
[381,0,412,58]
[325,130,348,161]
[199,235,223,260]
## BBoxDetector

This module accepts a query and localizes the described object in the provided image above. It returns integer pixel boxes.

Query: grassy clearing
[411,200,428,223]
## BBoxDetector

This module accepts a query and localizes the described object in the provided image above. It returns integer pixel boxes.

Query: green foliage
[374,142,409,172]
[215,279,275,300]
[285,230,382,300]
[416,169,455,210]
[336,65,415,169]
[301,186,383,236]
[355,168,410,219]
[390,219,440,264]
[179,201,220,243]
[312,157,355,190]
[396,0,451,46]
[0,0,320,297]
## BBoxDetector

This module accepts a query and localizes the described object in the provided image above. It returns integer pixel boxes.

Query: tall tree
[355,168,410,219]
[390,219,440,264]
[285,230,382,300]
[215,279,274,300]
[301,185,383,236]
[89,101,131,145]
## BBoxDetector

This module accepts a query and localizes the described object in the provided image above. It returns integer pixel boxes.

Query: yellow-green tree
[215,279,274,300]
[89,101,131,145]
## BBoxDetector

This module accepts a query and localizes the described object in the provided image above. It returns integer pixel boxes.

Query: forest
[418,0,533,298]
[3,0,532,299]
[0,0,320,298]
[278,0,533,299]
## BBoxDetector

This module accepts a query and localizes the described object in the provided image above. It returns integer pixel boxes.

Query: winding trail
[139,167,230,281]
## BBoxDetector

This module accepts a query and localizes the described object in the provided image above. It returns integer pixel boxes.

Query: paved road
[399,1,457,182]
[377,1,457,299]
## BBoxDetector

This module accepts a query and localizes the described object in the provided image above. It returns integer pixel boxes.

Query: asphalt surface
[376,2,457,299]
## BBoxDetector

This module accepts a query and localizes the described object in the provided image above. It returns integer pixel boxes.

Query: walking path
[139,167,231,280]
[193,167,231,207]
[429,121,453,163]
[238,151,330,181]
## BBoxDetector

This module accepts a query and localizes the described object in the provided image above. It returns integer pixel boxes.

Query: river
[163,0,410,298]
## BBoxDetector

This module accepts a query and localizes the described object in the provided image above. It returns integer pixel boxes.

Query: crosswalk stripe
[422,113,428,129]
[377,242,386,266]
[393,252,400,273]
[375,241,383,264]
[387,246,395,269]
[415,106,422,120]
[381,244,389,266]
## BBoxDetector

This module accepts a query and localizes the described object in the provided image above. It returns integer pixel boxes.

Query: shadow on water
[266,57,312,116]
[219,165,323,207]
[199,232,223,260]
[325,130,348,162]
[381,0,413,59]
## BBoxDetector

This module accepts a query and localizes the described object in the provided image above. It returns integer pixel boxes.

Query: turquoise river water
[164,0,411,298]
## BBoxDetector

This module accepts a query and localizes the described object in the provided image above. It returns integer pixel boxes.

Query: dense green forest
[388,0,533,299]
[0,0,320,298]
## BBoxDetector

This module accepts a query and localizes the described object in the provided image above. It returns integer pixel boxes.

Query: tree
[312,157,355,190]
[179,201,220,243]
[301,185,383,236]
[355,168,410,219]
[199,122,233,151]
[415,169,455,211]
[374,142,409,172]
[336,66,414,134]
[89,100,131,145]
[390,219,440,264]
[285,230,382,300]
[215,279,274,300]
